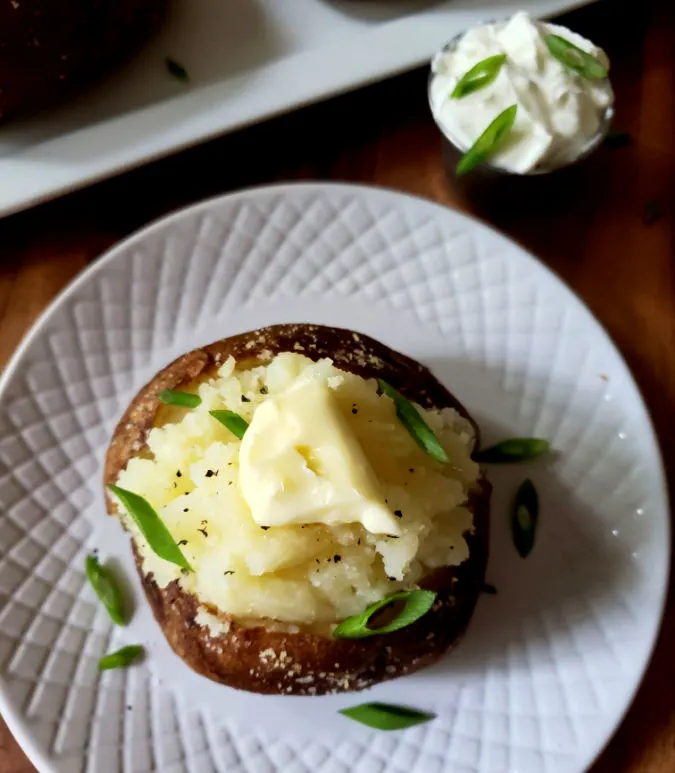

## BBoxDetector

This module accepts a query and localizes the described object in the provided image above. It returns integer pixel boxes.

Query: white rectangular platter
[0,0,593,218]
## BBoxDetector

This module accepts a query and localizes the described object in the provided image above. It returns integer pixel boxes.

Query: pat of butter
[239,380,401,535]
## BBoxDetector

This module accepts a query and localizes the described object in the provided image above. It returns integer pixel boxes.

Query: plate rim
[0,181,670,773]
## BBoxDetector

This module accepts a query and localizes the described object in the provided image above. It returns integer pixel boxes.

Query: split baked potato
[105,323,490,695]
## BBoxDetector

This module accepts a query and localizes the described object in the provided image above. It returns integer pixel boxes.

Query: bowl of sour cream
[428,11,614,178]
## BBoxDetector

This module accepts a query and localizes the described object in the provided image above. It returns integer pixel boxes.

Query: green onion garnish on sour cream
[544,34,608,80]
[455,104,518,176]
[451,54,506,99]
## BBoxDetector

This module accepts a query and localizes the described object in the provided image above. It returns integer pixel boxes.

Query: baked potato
[0,0,167,121]
[105,324,490,695]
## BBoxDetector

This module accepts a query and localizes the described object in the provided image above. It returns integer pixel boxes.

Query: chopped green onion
[107,485,193,571]
[451,54,507,99]
[456,104,518,176]
[166,57,189,82]
[473,438,550,463]
[333,589,436,639]
[377,380,448,464]
[99,645,144,671]
[85,554,126,626]
[512,478,539,558]
[544,35,608,80]
[339,703,436,731]
[209,410,249,439]
[159,389,201,408]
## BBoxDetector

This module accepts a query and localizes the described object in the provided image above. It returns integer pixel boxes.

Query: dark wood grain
[0,0,673,770]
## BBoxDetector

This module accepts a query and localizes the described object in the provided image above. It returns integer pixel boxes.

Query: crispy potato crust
[105,323,490,695]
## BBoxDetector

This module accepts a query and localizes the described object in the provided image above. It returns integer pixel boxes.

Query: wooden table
[1,0,673,770]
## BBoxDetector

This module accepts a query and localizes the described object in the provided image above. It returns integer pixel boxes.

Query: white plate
[0,183,668,773]
[0,0,596,218]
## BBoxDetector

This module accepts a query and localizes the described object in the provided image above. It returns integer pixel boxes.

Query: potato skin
[105,323,491,695]
[0,0,167,121]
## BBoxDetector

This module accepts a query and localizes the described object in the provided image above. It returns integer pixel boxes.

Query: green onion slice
[473,438,550,463]
[166,58,189,82]
[99,645,144,671]
[107,485,193,571]
[456,104,518,176]
[339,703,436,731]
[377,380,448,464]
[512,478,539,558]
[159,389,201,408]
[544,34,608,80]
[451,54,507,99]
[333,589,436,639]
[209,410,249,439]
[85,554,126,626]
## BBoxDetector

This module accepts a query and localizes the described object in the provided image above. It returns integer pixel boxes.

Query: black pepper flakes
[241,395,251,403]
[197,527,208,538]
[260,386,268,395]
[205,469,218,478]
[228,481,233,486]
[178,539,188,546]
[409,468,415,473]
[333,554,342,563]
[183,508,189,513]
[176,470,182,478]
[224,570,235,576]
[388,576,397,581]
[394,509,403,518]
[181,568,190,576]
[351,408,358,415]
[260,526,270,531]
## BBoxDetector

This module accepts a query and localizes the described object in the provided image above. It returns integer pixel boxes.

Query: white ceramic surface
[0,183,668,773]
[0,0,597,218]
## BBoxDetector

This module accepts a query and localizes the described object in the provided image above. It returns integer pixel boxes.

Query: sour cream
[429,12,614,173]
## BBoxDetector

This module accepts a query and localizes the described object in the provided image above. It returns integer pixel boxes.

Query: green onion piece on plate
[339,703,436,731]
[333,589,436,639]
[99,645,144,671]
[377,380,448,464]
[512,478,539,558]
[210,410,249,439]
[456,104,518,176]
[451,54,507,99]
[473,437,550,463]
[166,57,189,82]
[107,485,193,571]
[85,554,126,626]
[159,389,201,408]
[544,34,608,80]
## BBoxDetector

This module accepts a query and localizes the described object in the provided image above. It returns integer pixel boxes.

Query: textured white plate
[0,0,597,218]
[0,183,668,773]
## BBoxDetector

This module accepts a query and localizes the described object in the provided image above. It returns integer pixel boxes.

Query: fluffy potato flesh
[114,353,479,626]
